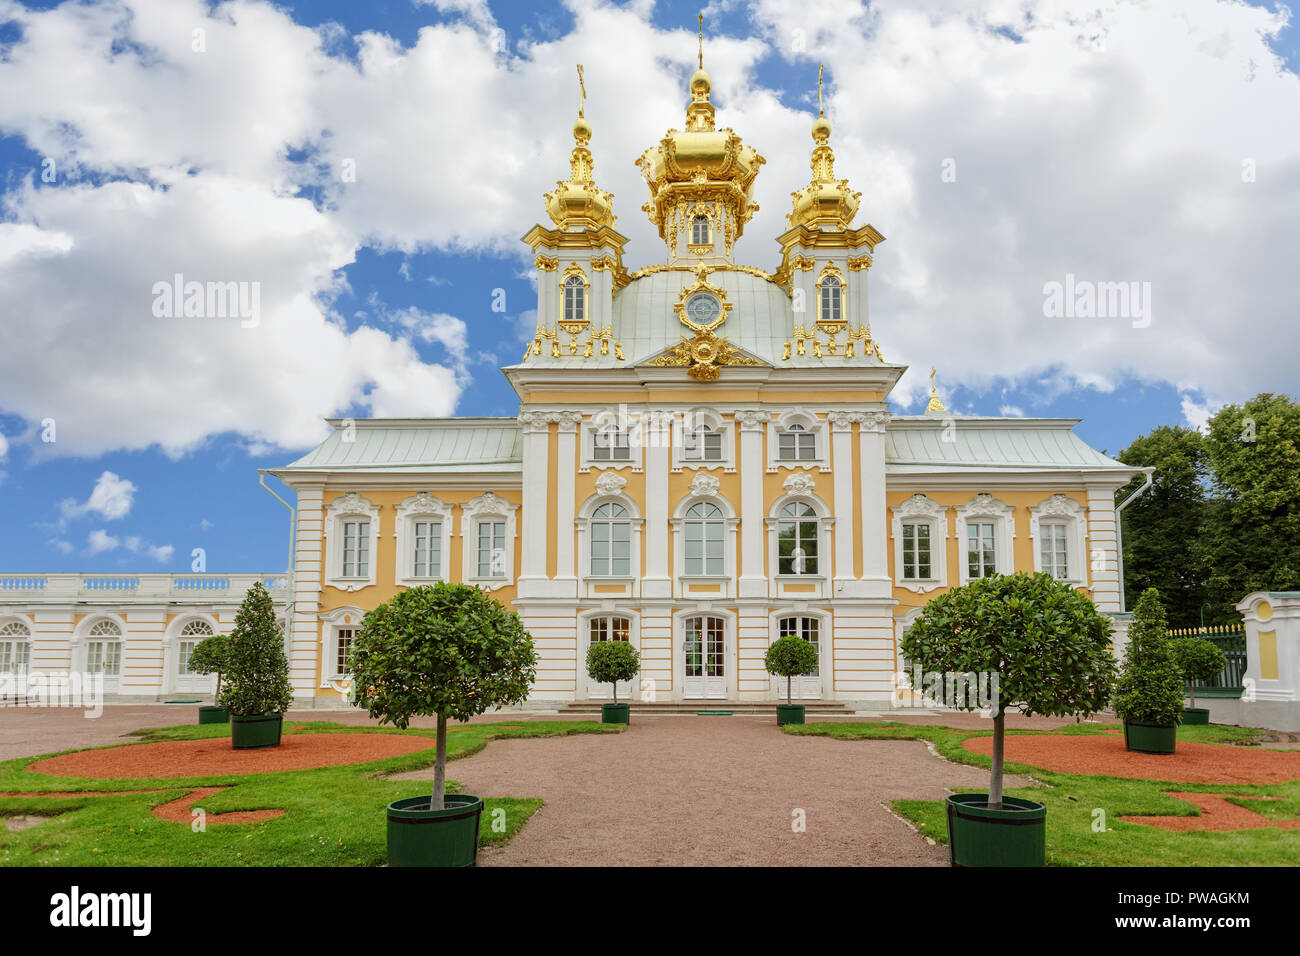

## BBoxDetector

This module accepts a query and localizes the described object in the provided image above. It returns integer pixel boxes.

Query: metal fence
[1167,625,1247,698]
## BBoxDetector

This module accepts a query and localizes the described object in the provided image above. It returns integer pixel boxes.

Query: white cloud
[60,471,136,521]
[124,535,175,563]
[199,518,214,532]
[0,431,8,460]
[85,529,119,554]
[999,405,1025,417]
[1180,393,1217,432]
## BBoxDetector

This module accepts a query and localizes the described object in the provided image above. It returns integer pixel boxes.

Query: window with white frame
[901,521,933,580]
[477,520,507,577]
[177,619,214,675]
[413,520,442,577]
[86,619,122,675]
[341,519,370,577]
[683,501,725,575]
[819,275,842,321]
[955,493,1015,584]
[891,494,948,592]
[778,616,820,676]
[777,502,819,575]
[778,423,817,461]
[461,492,518,588]
[593,423,631,461]
[1039,521,1070,579]
[589,502,632,576]
[1029,494,1086,584]
[0,621,30,675]
[683,423,723,461]
[395,493,453,586]
[966,522,998,579]
[691,215,710,245]
[326,492,380,591]
[564,274,585,322]
[589,616,631,644]
[335,628,356,676]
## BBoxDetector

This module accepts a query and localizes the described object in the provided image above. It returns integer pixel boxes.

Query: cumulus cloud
[85,529,119,554]
[124,536,175,563]
[60,471,136,521]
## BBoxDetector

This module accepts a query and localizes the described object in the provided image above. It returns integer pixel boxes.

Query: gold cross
[577,64,586,118]
[698,13,704,69]
[818,64,824,116]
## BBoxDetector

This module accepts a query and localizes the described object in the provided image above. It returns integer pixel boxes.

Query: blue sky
[1,0,1297,573]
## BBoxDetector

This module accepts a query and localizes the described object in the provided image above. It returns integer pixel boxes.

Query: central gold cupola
[635,14,765,264]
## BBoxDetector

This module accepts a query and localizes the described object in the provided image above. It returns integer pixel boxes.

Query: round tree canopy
[764,635,818,679]
[586,640,640,685]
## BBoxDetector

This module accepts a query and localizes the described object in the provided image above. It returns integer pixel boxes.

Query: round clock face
[686,293,721,325]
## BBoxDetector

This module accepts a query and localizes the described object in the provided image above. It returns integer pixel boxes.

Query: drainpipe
[1113,466,1155,613]
[258,472,296,655]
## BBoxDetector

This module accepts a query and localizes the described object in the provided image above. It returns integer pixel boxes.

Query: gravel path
[394,715,1029,866]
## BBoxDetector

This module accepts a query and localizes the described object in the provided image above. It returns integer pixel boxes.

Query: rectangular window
[593,427,631,461]
[342,520,370,577]
[777,522,819,575]
[336,628,355,676]
[967,522,997,579]
[902,523,933,580]
[178,640,196,675]
[683,427,723,461]
[684,523,724,575]
[778,429,816,461]
[1041,523,1070,579]
[0,642,29,675]
[87,642,121,676]
[413,520,442,578]
[478,521,507,578]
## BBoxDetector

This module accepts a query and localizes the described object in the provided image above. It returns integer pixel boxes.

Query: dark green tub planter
[230,713,283,749]
[198,705,228,725]
[387,795,483,867]
[601,702,630,725]
[775,703,805,726]
[1123,719,1177,754]
[946,794,1046,867]
[1181,707,1210,726]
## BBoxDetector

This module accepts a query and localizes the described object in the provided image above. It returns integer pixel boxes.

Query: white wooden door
[683,615,726,699]
[778,616,823,700]
[585,616,634,700]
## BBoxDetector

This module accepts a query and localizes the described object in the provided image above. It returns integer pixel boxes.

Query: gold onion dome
[635,15,765,242]
[788,65,861,230]
[544,65,616,230]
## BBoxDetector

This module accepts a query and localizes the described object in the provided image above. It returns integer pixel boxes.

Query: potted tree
[586,640,640,724]
[902,572,1116,867]
[188,634,232,724]
[349,583,536,868]
[1114,588,1184,754]
[1169,636,1226,726]
[765,635,819,725]
[219,581,294,749]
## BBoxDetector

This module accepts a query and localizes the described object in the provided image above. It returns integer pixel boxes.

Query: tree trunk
[989,711,1005,810]
[612,680,617,705]
[787,674,792,706]
[431,713,447,812]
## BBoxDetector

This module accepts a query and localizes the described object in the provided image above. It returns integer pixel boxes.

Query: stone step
[559,699,854,716]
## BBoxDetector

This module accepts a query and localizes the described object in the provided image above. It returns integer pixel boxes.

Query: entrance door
[777,616,823,699]
[585,616,634,700]
[683,615,726,699]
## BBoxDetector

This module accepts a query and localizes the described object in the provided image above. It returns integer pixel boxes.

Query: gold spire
[926,367,947,413]
[544,64,616,229]
[686,12,715,132]
[698,12,704,69]
[788,64,861,230]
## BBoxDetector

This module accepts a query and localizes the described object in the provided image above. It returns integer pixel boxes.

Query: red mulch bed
[26,733,436,779]
[0,787,285,825]
[1121,792,1300,832]
[961,734,1300,784]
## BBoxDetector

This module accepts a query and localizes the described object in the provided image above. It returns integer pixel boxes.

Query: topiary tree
[1114,588,1184,726]
[349,583,537,811]
[188,634,232,697]
[901,573,1116,810]
[219,582,294,717]
[586,640,640,705]
[1169,635,1226,710]
[764,635,819,705]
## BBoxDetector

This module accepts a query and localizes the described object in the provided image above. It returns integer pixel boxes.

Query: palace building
[0,51,1141,708]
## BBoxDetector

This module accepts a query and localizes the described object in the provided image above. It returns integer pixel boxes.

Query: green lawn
[0,720,621,866]
[786,720,1300,866]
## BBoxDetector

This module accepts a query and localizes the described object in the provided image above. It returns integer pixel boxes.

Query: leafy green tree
[901,573,1116,809]
[349,583,536,811]
[763,636,819,705]
[585,641,640,705]
[1203,393,1300,612]
[1116,425,1210,626]
[1169,636,1227,710]
[1113,588,1184,726]
[219,582,293,717]
[188,634,232,697]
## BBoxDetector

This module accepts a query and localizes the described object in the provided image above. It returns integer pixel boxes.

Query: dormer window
[564,274,586,322]
[691,215,710,245]
[683,424,723,461]
[819,275,842,321]
[778,423,817,461]
[593,424,631,461]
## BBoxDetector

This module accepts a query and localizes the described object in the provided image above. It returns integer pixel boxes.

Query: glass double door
[683,615,726,699]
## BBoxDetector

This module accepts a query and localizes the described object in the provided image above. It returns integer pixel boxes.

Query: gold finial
[817,63,824,117]
[926,366,947,413]
[698,12,704,69]
[577,64,586,118]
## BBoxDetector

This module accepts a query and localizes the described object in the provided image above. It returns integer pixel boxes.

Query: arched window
[777,422,816,461]
[819,275,842,321]
[683,423,723,461]
[0,621,31,675]
[684,501,725,575]
[588,616,631,644]
[691,215,710,245]
[590,502,632,577]
[777,502,819,575]
[86,619,122,676]
[564,274,586,322]
[177,619,214,676]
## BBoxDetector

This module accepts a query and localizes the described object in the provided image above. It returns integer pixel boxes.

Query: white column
[737,410,768,598]
[516,412,551,598]
[554,412,580,597]
[1085,485,1122,613]
[830,412,857,595]
[290,482,324,699]
[857,410,892,598]
[643,410,672,600]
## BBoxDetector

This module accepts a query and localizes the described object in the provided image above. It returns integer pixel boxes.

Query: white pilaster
[290,482,324,697]
[554,412,580,597]
[737,409,768,598]
[829,411,857,595]
[516,412,551,597]
[643,411,672,600]
[857,410,892,598]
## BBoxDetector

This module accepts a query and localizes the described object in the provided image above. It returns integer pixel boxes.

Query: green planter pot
[1123,719,1178,754]
[230,713,283,749]
[601,702,630,725]
[198,705,228,725]
[775,703,805,726]
[1181,707,1210,726]
[387,795,483,867]
[946,794,1046,867]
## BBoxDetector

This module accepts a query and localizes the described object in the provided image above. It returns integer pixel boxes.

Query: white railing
[0,573,288,602]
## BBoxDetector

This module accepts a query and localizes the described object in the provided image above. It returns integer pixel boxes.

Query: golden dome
[788,66,861,230]
[544,66,615,230]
